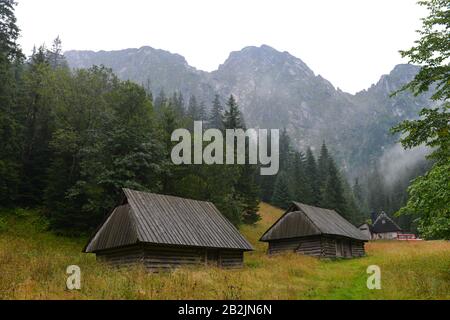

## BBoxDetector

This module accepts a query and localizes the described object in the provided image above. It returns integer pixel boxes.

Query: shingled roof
[84,189,253,253]
[371,212,402,233]
[260,202,368,242]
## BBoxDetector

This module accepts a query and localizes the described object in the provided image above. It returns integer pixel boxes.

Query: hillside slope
[0,205,449,300]
[64,45,433,176]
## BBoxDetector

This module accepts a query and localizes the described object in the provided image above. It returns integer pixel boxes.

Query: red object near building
[397,233,422,241]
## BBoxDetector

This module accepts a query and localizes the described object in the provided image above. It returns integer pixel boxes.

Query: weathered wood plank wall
[96,244,245,271]
[266,236,366,259]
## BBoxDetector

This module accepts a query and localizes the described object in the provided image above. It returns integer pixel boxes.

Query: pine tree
[47,36,67,69]
[169,91,185,116]
[224,95,243,129]
[304,147,320,205]
[209,94,224,130]
[279,129,292,171]
[320,157,347,218]
[238,164,261,224]
[291,151,309,203]
[342,178,365,224]
[317,142,331,183]
[187,95,199,120]
[256,130,277,202]
[198,100,207,121]
[0,0,22,61]
[0,0,23,206]
[18,46,56,205]
[352,178,367,212]
[154,89,167,111]
[271,171,291,209]
[143,78,152,98]
[367,166,387,214]
[223,94,260,223]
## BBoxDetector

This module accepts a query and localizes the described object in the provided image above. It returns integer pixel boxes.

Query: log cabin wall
[350,240,365,257]
[267,236,366,259]
[219,250,244,268]
[142,245,205,271]
[96,244,244,271]
[295,237,323,257]
[97,245,144,268]
[268,236,322,257]
[268,237,305,255]
[321,236,366,258]
[321,236,337,258]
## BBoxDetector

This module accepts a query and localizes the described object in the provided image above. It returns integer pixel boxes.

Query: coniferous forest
[1,0,448,240]
[0,0,449,304]
[0,1,364,236]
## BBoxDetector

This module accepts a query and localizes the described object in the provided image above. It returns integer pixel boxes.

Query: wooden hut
[260,202,368,259]
[358,223,373,240]
[360,211,403,240]
[83,189,253,271]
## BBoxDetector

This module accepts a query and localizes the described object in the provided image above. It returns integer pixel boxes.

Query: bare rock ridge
[64,45,431,177]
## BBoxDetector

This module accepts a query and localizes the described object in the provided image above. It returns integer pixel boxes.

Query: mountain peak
[63,46,431,179]
[217,44,314,79]
[361,64,420,95]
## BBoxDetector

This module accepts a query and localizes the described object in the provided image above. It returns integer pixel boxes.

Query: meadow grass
[0,203,449,300]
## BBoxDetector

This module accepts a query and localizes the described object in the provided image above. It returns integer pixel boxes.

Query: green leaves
[393,0,449,163]
[39,67,166,234]
[396,0,449,102]
[392,0,450,239]
[0,0,23,62]
[391,104,450,163]
[397,163,450,239]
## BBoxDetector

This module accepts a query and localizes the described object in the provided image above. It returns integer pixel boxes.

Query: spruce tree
[198,100,207,121]
[291,151,309,203]
[223,95,260,223]
[320,157,347,218]
[47,36,67,69]
[317,142,331,183]
[238,164,261,224]
[224,95,243,129]
[256,130,277,202]
[271,171,291,209]
[304,147,320,205]
[18,46,56,205]
[209,94,224,130]
[0,0,22,206]
[170,91,185,117]
[279,129,292,171]
[0,0,22,60]
[367,166,387,214]
[187,95,199,120]
[154,89,167,111]
[352,178,367,212]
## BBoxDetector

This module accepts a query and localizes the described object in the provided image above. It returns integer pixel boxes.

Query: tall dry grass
[0,204,449,300]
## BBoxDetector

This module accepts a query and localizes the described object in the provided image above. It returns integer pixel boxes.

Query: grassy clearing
[0,203,449,300]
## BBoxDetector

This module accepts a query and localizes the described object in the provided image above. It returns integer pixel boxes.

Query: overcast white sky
[16,0,425,94]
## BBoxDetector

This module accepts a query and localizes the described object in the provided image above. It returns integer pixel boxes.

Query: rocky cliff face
[64,45,431,177]
[65,46,215,101]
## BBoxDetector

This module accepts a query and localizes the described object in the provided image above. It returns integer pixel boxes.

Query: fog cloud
[378,143,429,187]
